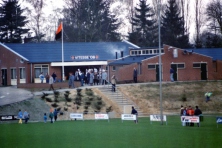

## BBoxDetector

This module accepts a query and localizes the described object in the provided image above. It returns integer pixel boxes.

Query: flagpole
[62,22,65,81]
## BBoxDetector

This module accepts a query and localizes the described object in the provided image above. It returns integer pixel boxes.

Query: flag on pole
[55,23,62,40]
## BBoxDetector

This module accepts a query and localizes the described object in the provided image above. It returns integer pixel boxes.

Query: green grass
[0,116,222,148]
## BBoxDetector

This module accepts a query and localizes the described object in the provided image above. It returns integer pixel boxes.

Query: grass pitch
[0,116,221,148]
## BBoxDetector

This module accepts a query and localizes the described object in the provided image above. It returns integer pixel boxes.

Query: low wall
[17,81,81,89]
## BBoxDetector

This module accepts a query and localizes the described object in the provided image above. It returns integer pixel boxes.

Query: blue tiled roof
[4,41,139,63]
[108,55,157,66]
[185,48,222,60]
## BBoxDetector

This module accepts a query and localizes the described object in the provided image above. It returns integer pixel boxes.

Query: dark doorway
[1,69,7,86]
[156,65,159,81]
[201,63,207,80]
[171,64,178,81]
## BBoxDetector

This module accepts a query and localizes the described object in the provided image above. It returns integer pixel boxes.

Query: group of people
[17,109,30,124]
[180,105,202,127]
[44,108,59,123]
[39,72,57,83]
[69,68,108,87]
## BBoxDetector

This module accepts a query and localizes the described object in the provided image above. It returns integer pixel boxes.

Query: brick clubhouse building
[1,40,222,87]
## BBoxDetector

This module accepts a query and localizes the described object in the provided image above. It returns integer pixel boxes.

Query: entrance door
[201,63,207,80]
[1,69,7,86]
[171,64,178,81]
[156,65,159,81]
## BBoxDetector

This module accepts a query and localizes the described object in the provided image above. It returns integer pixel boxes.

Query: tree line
[0,0,221,48]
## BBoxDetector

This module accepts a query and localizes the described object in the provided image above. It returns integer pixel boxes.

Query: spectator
[18,109,23,124]
[133,67,137,83]
[170,67,174,82]
[80,72,85,86]
[89,70,94,86]
[52,72,57,83]
[194,106,202,127]
[101,69,107,85]
[49,111,54,123]
[111,75,117,92]
[54,109,58,122]
[131,106,138,123]
[68,72,75,88]
[45,73,50,83]
[44,113,47,123]
[49,75,54,91]
[205,92,212,102]
[23,110,29,124]
[39,72,44,83]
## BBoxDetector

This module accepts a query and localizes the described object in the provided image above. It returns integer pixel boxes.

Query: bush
[65,91,70,94]
[83,110,88,114]
[54,91,60,96]
[76,89,82,93]
[84,105,88,109]
[89,97,94,101]
[106,106,112,113]
[181,94,187,101]
[51,103,59,108]
[97,101,102,105]
[97,97,102,100]
[46,98,53,102]
[66,98,72,102]
[64,107,68,111]
[85,101,91,105]
[57,107,61,111]
[85,91,94,96]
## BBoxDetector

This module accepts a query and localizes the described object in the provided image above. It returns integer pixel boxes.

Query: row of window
[131,49,164,55]
[11,68,26,79]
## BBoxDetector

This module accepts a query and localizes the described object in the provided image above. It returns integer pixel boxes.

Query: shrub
[65,91,70,94]
[106,106,112,113]
[46,98,53,102]
[97,97,102,100]
[66,98,72,102]
[85,91,94,96]
[84,105,88,109]
[83,110,88,114]
[89,97,94,101]
[76,89,82,93]
[97,101,102,105]
[57,107,61,111]
[181,94,187,101]
[64,107,68,111]
[51,103,59,108]
[54,91,60,96]
[85,101,91,105]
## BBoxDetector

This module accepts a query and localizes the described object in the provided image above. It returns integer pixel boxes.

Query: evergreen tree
[62,0,120,42]
[128,0,157,47]
[161,0,190,48]
[0,0,29,43]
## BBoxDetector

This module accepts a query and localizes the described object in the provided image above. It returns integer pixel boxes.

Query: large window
[11,68,17,79]
[34,64,49,78]
[193,63,201,68]
[20,68,26,79]
[148,64,156,69]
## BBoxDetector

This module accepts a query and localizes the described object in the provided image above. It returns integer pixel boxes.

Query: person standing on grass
[54,109,58,121]
[49,75,54,91]
[23,110,29,124]
[111,75,117,92]
[194,106,202,127]
[44,113,47,123]
[131,106,138,124]
[49,111,54,123]
[18,109,23,124]
[133,67,137,83]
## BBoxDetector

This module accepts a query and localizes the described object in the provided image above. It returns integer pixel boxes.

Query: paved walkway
[0,86,33,106]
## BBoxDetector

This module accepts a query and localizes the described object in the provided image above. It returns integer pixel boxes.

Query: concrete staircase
[97,85,143,116]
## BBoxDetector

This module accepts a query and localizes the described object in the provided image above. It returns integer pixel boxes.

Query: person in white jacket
[49,75,54,91]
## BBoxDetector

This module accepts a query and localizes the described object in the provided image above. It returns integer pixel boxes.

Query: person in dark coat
[133,67,137,83]
[68,72,75,88]
[54,109,58,121]
[194,106,202,127]
[131,106,138,123]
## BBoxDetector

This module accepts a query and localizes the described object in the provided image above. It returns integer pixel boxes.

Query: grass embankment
[120,81,222,114]
[0,116,221,148]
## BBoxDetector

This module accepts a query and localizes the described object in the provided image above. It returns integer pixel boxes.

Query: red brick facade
[108,45,221,82]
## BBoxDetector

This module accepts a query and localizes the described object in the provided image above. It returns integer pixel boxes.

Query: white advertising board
[70,113,84,120]
[95,114,109,120]
[181,116,199,123]
[150,115,167,125]
[121,114,136,121]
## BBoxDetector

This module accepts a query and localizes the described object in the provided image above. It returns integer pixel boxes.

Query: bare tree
[194,0,205,48]
[22,0,46,42]
[206,0,222,34]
